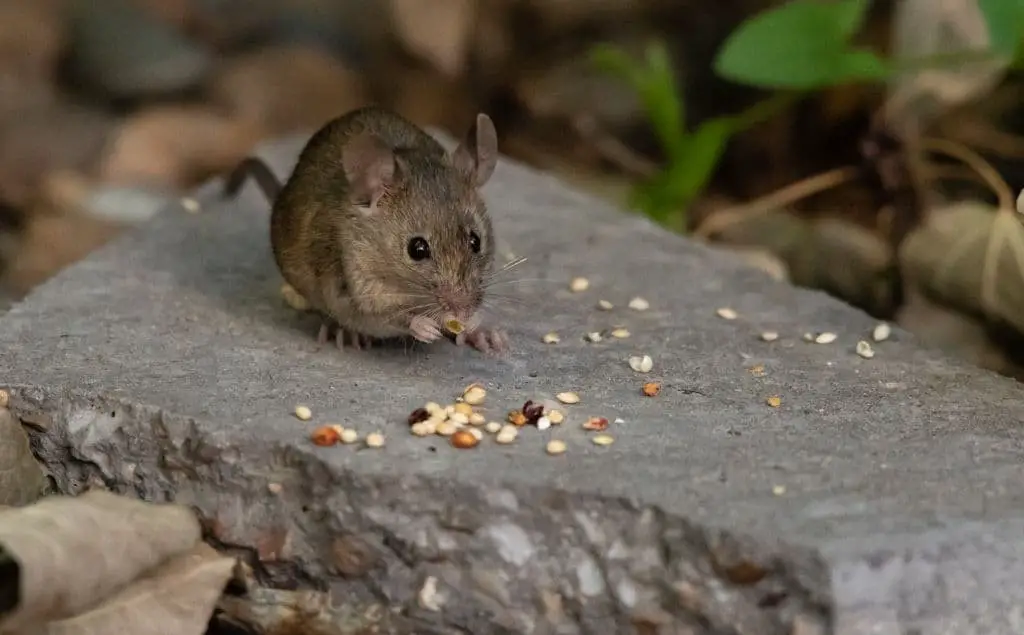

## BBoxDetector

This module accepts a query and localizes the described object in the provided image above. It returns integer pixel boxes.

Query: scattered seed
[855,340,875,359]
[330,424,345,435]
[340,428,359,444]
[766,396,782,408]
[872,322,891,342]
[267,482,283,494]
[583,416,609,431]
[802,333,814,342]
[536,416,552,431]
[311,425,340,447]
[547,410,565,424]
[748,364,766,377]
[542,332,561,344]
[496,425,518,444]
[453,402,473,417]
[569,277,590,292]
[436,421,459,436]
[424,401,444,417]
[610,328,631,339]
[468,428,483,440]
[411,422,433,437]
[445,404,457,416]
[469,413,486,425]
[450,412,470,426]
[180,196,200,213]
[628,355,654,373]
[716,307,738,320]
[614,417,625,424]
[294,405,313,421]
[597,299,614,310]
[546,439,567,455]
[556,392,580,404]
[462,384,487,405]
[508,410,528,426]
[419,419,439,435]
[0,389,8,408]
[485,421,502,434]
[772,484,786,496]
[365,432,385,448]
[814,332,837,344]
[642,382,661,397]
[592,434,614,446]
[760,331,779,342]
[280,283,310,311]
[408,407,430,426]
[418,576,443,611]
[522,400,544,424]
[628,297,650,311]
[451,429,480,449]
[585,331,603,343]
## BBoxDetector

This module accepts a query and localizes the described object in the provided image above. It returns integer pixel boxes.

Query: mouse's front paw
[457,327,510,356]
[409,315,442,343]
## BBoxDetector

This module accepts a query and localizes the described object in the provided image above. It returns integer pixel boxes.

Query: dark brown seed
[407,407,430,426]
[522,400,544,425]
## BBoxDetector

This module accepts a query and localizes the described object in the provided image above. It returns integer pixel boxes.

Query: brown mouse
[223,106,509,355]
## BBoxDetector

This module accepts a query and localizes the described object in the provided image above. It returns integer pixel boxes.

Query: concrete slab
[3,131,1024,635]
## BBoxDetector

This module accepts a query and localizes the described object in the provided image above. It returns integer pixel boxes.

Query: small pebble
[610,328,630,339]
[855,340,875,359]
[570,277,590,292]
[814,332,837,344]
[592,434,614,446]
[449,412,470,426]
[760,331,779,342]
[469,413,486,425]
[496,425,518,444]
[585,332,603,343]
[536,416,552,431]
[436,421,459,436]
[485,421,502,434]
[548,410,565,424]
[542,332,561,344]
[716,307,738,320]
[597,299,614,310]
[872,322,891,342]
[463,384,487,405]
[365,432,385,448]
[628,297,649,311]
[340,428,359,444]
[628,355,654,373]
[546,439,567,455]
[556,392,580,404]
[294,405,312,421]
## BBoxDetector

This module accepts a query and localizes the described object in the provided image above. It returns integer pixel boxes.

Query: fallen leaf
[0,409,47,507]
[37,542,235,635]
[0,490,200,632]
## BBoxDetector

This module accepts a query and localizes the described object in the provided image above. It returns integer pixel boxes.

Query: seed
[556,392,580,404]
[641,382,661,397]
[760,331,779,342]
[485,421,502,434]
[180,196,200,213]
[445,404,456,416]
[628,355,653,373]
[802,332,814,342]
[424,402,444,416]
[468,428,483,440]
[0,389,8,408]
[451,429,480,449]
[872,322,891,342]
[545,439,567,455]
[294,405,313,421]
[508,410,528,426]
[280,284,310,311]
[453,402,473,417]
[547,410,565,424]
[585,332,603,343]
[592,434,614,446]
[569,277,590,292]
[436,421,459,436]
[610,328,631,339]
[597,299,614,310]
[330,424,345,436]
[469,413,486,425]
[766,396,781,408]
[628,297,649,311]
[340,428,359,444]
[536,416,552,431]
[267,482,283,494]
[495,425,518,444]
[408,407,430,426]
[542,332,561,344]
[365,432,385,448]
[716,307,738,320]
[448,411,469,426]
[419,419,439,435]
[614,417,625,424]
[311,425,340,446]
[410,422,433,436]
[814,332,837,344]
[855,340,875,359]
[772,484,786,495]
[522,400,544,424]
[462,384,487,405]
[748,364,766,377]
[445,319,465,334]
[583,416,609,431]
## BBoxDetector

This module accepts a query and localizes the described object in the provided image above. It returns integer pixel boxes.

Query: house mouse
[223,106,510,356]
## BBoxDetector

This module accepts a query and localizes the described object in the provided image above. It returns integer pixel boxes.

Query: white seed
[418,576,443,612]
[802,332,814,342]
[872,322,891,342]
[445,404,456,416]
[760,331,779,342]
[485,421,502,434]
[542,332,561,344]
[569,277,590,292]
[610,328,631,339]
[421,418,441,435]
[585,331,603,343]
[267,482,283,494]
[469,413,486,425]
[592,434,614,446]
[436,421,459,436]
[547,410,565,424]
[448,412,470,426]
[180,196,200,213]
[340,428,359,444]
[496,425,518,444]
[716,307,738,320]
[365,432,385,448]
[424,401,444,416]
[468,428,483,441]
[628,355,654,373]
[546,439,567,455]
[855,340,875,359]
[597,299,614,310]
[814,332,838,344]
[463,385,487,405]
[628,297,650,311]
[613,417,625,424]
[536,416,552,431]
[294,405,312,421]
[556,392,580,404]
[772,484,786,496]
[411,422,433,437]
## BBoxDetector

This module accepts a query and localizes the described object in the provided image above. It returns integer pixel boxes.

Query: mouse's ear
[342,132,397,213]
[452,113,498,188]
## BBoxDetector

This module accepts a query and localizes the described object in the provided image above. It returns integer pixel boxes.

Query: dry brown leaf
[35,542,234,635]
[0,409,47,507]
[388,0,475,78]
[0,490,200,632]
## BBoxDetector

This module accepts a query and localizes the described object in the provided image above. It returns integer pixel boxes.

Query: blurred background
[1,0,1024,379]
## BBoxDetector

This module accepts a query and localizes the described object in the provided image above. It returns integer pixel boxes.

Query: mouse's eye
[468,230,481,254]
[407,236,431,261]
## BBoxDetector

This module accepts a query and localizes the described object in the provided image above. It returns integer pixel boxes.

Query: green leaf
[979,0,1024,59]
[639,41,687,160]
[671,118,735,201]
[713,0,884,88]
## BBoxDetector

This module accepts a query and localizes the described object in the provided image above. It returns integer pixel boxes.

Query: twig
[572,113,659,178]
[920,137,1013,211]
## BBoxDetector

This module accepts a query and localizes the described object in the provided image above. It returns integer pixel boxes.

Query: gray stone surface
[3,131,1024,634]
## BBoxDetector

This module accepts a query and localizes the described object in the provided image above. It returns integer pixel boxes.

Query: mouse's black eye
[468,230,481,254]
[407,236,431,261]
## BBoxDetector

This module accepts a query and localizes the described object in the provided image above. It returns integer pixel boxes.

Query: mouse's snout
[436,287,483,329]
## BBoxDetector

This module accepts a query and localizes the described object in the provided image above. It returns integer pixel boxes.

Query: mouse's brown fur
[224,106,507,355]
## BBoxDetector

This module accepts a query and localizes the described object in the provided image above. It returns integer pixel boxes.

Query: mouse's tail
[224,157,283,204]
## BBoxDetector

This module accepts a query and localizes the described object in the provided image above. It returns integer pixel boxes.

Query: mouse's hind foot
[316,321,375,351]
[457,327,510,357]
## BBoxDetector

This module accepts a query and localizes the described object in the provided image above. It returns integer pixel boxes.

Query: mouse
[223,105,510,356]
